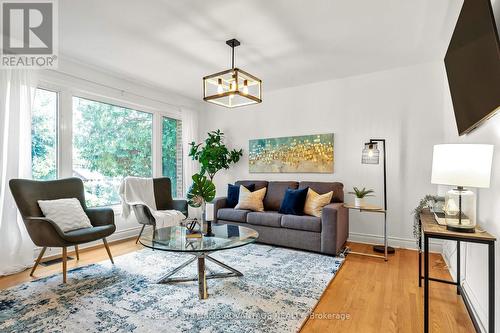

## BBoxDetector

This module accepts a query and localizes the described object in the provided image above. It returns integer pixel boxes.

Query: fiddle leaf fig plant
[349,187,375,198]
[187,174,216,208]
[189,129,243,181]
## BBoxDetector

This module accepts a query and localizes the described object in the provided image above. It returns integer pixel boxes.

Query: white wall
[200,61,447,250]
[440,63,500,333]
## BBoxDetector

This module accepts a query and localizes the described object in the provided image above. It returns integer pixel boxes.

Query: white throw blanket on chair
[119,177,185,228]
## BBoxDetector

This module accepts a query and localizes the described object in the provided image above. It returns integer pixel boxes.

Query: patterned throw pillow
[235,186,267,212]
[303,189,334,217]
[38,198,93,232]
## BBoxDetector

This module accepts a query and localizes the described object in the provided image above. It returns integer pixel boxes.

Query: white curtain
[0,69,38,275]
[181,107,200,217]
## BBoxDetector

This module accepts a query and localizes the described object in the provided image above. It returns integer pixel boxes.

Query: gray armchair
[132,177,188,243]
[9,177,116,283]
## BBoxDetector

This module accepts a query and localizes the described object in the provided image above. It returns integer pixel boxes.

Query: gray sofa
[213,180,348,255]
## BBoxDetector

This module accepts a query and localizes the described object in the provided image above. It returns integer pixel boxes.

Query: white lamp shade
[431,144,494,188]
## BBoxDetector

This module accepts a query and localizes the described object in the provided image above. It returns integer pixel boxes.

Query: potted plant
[349,187,375,207]
[189,129,243,182]
[187,174,216,236]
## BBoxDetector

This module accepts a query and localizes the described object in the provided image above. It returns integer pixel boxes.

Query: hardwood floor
[0,240,475,332]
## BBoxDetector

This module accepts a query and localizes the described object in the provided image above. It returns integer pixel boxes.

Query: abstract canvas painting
[249,133,334,173]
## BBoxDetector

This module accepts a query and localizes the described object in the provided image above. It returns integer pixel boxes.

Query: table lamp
[431,144,494,232]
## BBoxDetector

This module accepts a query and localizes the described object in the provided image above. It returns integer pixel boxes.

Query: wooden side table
[419,210,496,333]
[343,203,389,261]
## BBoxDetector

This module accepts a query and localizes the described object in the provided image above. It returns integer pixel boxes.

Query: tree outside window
[32,89,57,180]
[72,97,153,207]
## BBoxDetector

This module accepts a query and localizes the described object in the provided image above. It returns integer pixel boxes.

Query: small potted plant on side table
[349,187,375,207]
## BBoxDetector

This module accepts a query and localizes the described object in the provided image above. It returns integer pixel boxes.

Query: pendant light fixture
[203,39,262,108]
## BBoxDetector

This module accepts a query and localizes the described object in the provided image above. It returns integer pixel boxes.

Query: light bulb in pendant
[217,78,223,94]
[242,80,249,94]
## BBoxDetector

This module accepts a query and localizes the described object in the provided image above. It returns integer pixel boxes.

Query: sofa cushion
[264,181,299,211]
[279,187,308,215]
[304,188,334,217]
[247,211,283,228]
[217,208,250,223]
[62,224,116,243]
[235,180,268,191]
[281,214,321,232]
[298,181,344,203]
[227,183,255,208]
[235,187,267,212]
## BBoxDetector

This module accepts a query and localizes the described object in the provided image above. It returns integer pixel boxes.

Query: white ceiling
[59,0,463,101]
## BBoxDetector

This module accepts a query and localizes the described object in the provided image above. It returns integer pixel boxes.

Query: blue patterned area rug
[0,244,344,333]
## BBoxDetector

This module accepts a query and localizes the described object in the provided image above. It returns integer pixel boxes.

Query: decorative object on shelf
[186,218,199,230]
[348,187,374,207]
[249,133,334,173]
[411,195,442,244]
[360,138,393,254]
[185,218,202,239]
[203,39,262,108]
[431,144,494,233]
[187,174,216,237]
[189,129,243,182]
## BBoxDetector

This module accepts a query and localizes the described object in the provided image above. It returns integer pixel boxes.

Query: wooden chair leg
[74,245,80,260]
[135,225,146,244]
[30,247,47,276]
[62,247,67,283]
[103,238,114,264]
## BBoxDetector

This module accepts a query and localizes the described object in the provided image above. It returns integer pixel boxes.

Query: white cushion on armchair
[38,198,93,232]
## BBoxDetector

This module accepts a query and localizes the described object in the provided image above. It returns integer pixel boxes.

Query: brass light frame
[203,39,262,108]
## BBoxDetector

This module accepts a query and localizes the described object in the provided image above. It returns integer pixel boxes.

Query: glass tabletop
[139,224,259,253]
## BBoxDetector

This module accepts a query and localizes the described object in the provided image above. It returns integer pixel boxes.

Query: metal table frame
[139,224,258,300]
[157,253,243,299]
[418,217,495,333]
[344,205,388,261]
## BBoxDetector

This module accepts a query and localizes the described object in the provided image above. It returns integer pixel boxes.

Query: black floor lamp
[362,139,395,254]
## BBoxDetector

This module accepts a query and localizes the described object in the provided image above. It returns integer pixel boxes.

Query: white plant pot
[354,197,364,207]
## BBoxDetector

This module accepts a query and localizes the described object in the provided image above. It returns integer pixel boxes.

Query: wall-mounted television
[445,0,500,135]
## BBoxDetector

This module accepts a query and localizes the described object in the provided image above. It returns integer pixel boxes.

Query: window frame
[36,78,184,210]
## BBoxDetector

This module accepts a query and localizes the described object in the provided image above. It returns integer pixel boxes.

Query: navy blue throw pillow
[227,183,255,208]
[279,187,309,215]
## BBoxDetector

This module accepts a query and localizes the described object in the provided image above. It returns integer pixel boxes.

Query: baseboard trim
[348,232,443,253]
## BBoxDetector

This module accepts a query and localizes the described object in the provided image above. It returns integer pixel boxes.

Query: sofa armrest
[85,207,115,227]
[171,199,188,216]
[211,197,227,222]
[321,203,349,255]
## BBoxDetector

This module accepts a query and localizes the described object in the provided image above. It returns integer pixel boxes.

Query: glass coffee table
[139,224,258,299]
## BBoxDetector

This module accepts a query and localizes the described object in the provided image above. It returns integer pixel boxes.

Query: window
[72,97,153,207]
[162,117,183,197]
[32,88,58,180]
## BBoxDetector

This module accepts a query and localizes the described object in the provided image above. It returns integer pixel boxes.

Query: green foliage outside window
[162,117,179,197]
[73,97,153,207]
[32,89,57,180]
